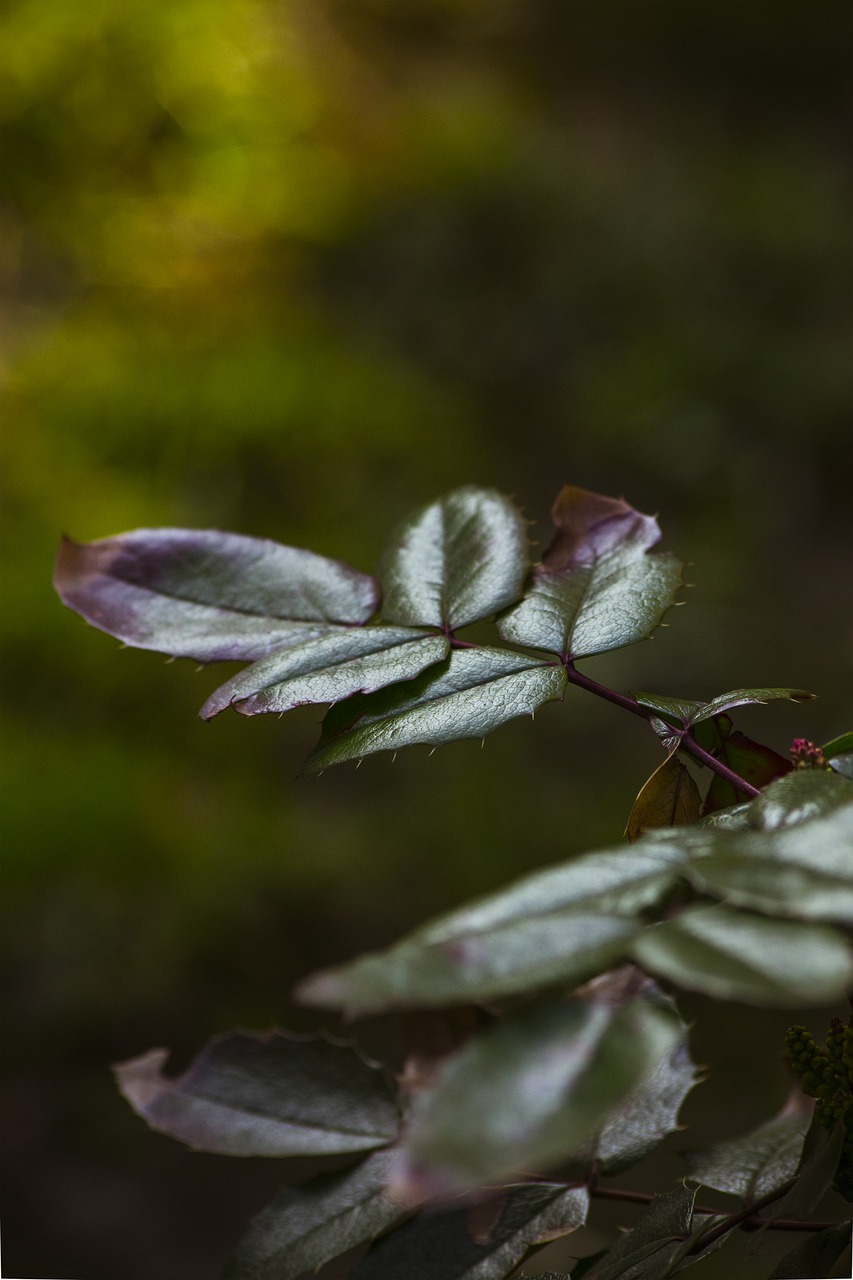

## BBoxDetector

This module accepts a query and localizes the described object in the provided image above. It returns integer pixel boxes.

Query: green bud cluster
[786,1017,853,1200]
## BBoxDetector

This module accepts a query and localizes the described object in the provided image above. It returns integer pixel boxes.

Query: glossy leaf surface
[114,1032,399,1157]
[632,905,853,1005]
[634,693,703,725]
[306,648,566,772]
[378,487,528,631]
[688,688,815,724]
[350,1183,589,1280]
[498,486,683,659]
[55,529,379,662]
[200,628,449,719]
[581,1186,697,1280]
[748,769,853,830]
[298,838,690,1013]
[685,1091,812,1200]
[395,995,680,1195]
[625,755,702,841]
[224,1151,405,1280]
[702,728,792,816]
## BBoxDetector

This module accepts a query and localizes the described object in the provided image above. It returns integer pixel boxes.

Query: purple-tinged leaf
[625,755,702,842]
[54,529,379,662]
[688,688,815,725]
[224,1150,406,1280]
[305,647,566,773]
[498,486,683,659]
[685,1090,813,1201]
[114,1031,399,1157]
[200,628,449,719]
[702,728,792,816]
[393,995,680,1197]
[378,487,529,631]
[350,1183,589,1280]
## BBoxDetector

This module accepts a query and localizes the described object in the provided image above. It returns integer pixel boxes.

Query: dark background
[2,1,851,1276]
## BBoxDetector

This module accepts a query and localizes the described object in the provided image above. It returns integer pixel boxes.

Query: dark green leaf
[350,1183,589,1280]
[582,1186,696,1280]
[763,1116,846,1224]
[823,732,853,761]
[498,486,683,659]
[394,994,680,1196]
[54,529,379,662]
[634,694,704,725]
[200,628,449,719]
[768,1221,852,1279]
[702,730,792,816]
[632,905,853,1005]
[625,755,702,842]
[699,802,751,830]
[688,689,815,725]
[305,648,566,772]
[297,838,691,1013]
[829,753,853,780]
[685,1091,812,1200]
[378,487,529,631]
[114,1032,399,1157]
[748,769,853,830]
[224,1150,406,1280]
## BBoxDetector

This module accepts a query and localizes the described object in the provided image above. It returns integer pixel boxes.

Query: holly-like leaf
[685,1090,813,1201]
[688,688,815,725]
[748,768,853,830]
[498,486,683,659]
[200,628,449,719]
[625,755,702,842]
[297,838,691,1014]
[223,1150,406,1280]
[114,1032,399,1157]
[634,693,704,725]
[305,648,566,772]
[54,529,379,662]
[378,487,529,632]
[581,1185,697,1280]
[762,1116,847,1225]
[393,995,680,1197]
[768,1220,852,1279]
[632,904,853,1006]
[702,728,792,816]
[350,1183,589,1280]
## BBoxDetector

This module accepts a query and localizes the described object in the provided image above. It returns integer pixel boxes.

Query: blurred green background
[2,1,851,1276]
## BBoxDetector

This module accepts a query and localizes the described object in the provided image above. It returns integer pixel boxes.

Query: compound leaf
[581,1185,697,1280]
[200,628,449,719]
[114,1032,399,1157]
[379,487,529,631]
[634,693,704,725]
[685,1090,813,1201]
[394,994,680,1196]
[224,1150,406,1280]
[748,769,853,830]
[632,905,853,1006]
[625,755,702,841]
[297,838,691,1014]
[688,688,815,725]
[350,1183,589,1280]
[54,529,379,663]
[768,1220,852,1279]
[498,486,683,659]
[305,648,566,772]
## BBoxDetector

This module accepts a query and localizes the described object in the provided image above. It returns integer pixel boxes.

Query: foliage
[54,484,853,1278]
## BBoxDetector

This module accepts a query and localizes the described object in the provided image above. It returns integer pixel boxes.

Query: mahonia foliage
[55,485,853,1280]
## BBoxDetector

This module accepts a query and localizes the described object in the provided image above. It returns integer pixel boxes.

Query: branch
[563,665,760,799]
[588,1181,840,1235]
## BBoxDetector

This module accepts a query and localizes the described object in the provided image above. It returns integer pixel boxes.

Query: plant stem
[587,1181,838,1234]
[564,665,760,799]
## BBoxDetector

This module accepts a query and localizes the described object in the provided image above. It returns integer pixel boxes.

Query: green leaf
[634,693,704,725]
[223,1150,406,1280]
[688,688,815,725]
[498,485,683,659]
[829,753,853,780]
[701,729,792,816]
[305,647,566,772]
[823,732,853,761]
[378,487,529,631]
[686,800,853,923]
[699,802,751,830]
[114,1032,399,1157]
[632,904,853,1006]
[394,994,680,1196]
[297,838,691,1013]
[54,529,379,662]
[200,628,449,719]
[581,1186,697,1280]
[768,1221,852,1279]
[762,1116,847,1225]
[625,755,702,842]
[350,1183,589,1280]
[685,1090,813,1200]
[748,769,853,830]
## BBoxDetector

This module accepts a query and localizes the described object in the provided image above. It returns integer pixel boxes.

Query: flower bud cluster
[786,1017,853,1200]
[788,738,827,769]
